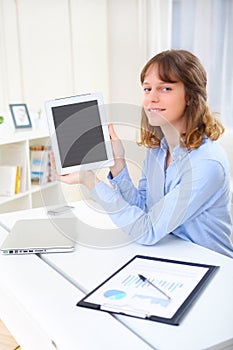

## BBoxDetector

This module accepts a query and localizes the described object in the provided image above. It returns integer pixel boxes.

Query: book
[15,166,21,194]
[0,165,18,196]
[30,146,52,185]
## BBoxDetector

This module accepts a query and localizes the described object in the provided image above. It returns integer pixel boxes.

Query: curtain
[171,0,233,127]
[138,0,172,61]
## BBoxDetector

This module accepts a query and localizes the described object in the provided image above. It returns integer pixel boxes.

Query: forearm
[109,159,126,178]
[90,181,159,244]
[80,171,100,190]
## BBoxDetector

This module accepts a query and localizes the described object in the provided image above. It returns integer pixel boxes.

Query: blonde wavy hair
[139,49,224,149]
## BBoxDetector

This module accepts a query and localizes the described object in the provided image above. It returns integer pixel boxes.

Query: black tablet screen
[52,100,108,168]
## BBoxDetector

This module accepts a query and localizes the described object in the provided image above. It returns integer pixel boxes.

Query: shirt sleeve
[107,166,148,210]
[90,158,226,245]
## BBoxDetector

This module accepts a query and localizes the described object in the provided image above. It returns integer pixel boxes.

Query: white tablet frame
[45,92,114,175]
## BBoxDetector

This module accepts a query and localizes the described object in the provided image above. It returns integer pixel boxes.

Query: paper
[85,256,209,319]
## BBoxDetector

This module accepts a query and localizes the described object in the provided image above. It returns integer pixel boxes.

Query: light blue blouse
[91,137,233,258]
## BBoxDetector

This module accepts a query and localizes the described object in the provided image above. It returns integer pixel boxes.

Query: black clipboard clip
[101,303,150,319]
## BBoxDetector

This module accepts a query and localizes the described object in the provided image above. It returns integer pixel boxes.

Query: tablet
[45,92,114,174]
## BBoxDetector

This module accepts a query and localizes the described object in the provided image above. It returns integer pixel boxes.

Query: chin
[146,112,166,126]
[147,117,165,127]
[148,121,162,127]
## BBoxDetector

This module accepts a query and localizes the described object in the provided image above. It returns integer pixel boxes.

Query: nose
[149,88,160,103]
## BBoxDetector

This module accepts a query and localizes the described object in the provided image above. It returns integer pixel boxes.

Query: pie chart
[103,289,126,300]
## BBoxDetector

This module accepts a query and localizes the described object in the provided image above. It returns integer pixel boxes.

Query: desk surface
[1,201,233,350]
[0,226,153,350]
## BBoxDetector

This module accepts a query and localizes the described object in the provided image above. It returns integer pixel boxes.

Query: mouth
[147,108,166,113]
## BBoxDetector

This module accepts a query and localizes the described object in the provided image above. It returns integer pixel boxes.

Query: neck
[161,125,180,154]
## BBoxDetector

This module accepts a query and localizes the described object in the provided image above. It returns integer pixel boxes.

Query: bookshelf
[0,128,63,213]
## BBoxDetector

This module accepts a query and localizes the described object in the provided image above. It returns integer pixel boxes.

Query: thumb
[108,123,118,141]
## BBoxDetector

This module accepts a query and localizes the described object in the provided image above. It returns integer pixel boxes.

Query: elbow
[132,226,161,245]
[135,233,160,246]
[129,215,168,245]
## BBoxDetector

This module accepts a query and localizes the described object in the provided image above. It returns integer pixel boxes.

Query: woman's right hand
[50,151,99,190]
[108,124,126,178]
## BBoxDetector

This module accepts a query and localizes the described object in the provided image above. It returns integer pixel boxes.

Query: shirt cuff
[90,180,120,204]
[107,166,131,190]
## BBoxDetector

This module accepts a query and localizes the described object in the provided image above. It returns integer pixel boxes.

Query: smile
[148,108,166,113]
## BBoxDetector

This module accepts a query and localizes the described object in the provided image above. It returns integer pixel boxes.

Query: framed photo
[9,103,32,129]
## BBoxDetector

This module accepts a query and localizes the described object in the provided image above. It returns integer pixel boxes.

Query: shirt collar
[160,137,189,161]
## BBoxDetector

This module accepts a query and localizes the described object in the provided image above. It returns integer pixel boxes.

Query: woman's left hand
[108,124,126,178]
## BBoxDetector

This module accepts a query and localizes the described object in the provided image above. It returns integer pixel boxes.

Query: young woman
[51,49,233,258]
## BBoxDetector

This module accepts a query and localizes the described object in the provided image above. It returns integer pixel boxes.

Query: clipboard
[76,255,219,325]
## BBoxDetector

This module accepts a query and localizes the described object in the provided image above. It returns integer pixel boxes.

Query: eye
[161,87,172,92]
[143,87,151,92]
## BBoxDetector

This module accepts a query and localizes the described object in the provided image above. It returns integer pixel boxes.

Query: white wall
[108,0,172,105]
[0,0,110,114]
[0,0,172,202]
[0,0,172,112]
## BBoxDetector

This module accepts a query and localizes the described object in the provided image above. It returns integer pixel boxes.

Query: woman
[51,49,233,258]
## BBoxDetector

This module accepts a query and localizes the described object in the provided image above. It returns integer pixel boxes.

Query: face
[142,64,187,133]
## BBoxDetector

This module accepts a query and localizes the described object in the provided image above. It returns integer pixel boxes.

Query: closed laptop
[0,218,77,255]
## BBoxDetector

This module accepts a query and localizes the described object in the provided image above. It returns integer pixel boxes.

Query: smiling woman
[52,49,233,258]
[142,65,186,134]
[139,49,224,151]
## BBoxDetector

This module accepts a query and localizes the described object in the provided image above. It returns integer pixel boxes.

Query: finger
[49,151,56,172]
[49,151,61,180]
[108,123,118,141]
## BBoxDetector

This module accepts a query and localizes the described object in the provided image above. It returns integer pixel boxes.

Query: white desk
[1,201,233,350]
[0,227,155,350]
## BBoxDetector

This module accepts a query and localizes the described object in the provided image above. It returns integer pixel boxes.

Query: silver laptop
[0,218,77,255]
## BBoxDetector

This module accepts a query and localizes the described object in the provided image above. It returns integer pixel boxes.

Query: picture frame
[9,103,32,129]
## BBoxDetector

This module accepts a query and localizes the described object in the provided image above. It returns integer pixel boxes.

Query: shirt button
[111,182,117,190]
